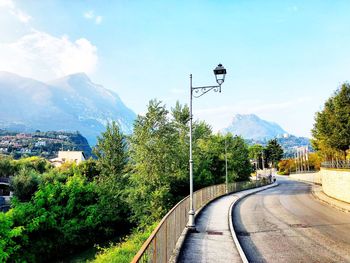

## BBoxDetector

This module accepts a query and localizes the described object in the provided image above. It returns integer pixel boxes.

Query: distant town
[0,130,92,159]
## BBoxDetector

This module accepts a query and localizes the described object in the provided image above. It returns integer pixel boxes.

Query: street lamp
[225,138,228,194]
[187,64,227,230]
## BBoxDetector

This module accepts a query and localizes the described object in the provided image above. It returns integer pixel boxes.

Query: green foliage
[229,136,253,181]
[0,156,15,178]
[128,100,185,225]
[76,158,100,181]
[128,100,253,226]
[0,211,23,262]
[15,156,52,174]
[248,144,263,160]
[93,121,128,178]
[265,139,284,168]
[10,168,41,202]
[0,99,256,262]
[312,83,350,159]
[8,174,98,261]
[92,223,157,263]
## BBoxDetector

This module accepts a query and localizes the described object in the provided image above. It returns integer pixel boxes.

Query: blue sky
[1,0,350,137]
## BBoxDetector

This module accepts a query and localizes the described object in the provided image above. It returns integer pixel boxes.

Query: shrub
[10,169,41,202]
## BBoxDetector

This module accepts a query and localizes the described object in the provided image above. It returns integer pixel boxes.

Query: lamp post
[225,138,228,194]
[187,64,227,230]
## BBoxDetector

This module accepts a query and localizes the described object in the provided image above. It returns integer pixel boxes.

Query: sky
[1,0,350,138]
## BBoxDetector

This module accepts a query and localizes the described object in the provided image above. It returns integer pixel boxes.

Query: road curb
[228,182,279,263]
[288,177,350,213]
[311,186,350,214]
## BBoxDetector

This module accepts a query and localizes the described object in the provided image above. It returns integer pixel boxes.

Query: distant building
[35,141,46,147]
[50,150,86,167]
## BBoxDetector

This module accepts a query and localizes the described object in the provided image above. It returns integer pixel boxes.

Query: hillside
[0,72,136,145]
[0,130,92,159]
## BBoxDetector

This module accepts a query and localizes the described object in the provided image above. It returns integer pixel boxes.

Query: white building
[50,151,86,167]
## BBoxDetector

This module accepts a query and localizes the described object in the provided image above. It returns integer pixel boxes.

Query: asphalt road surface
[233,177,350,263]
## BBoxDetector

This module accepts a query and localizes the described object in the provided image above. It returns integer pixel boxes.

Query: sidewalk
[312,185,350,213]
[177,184,277,263]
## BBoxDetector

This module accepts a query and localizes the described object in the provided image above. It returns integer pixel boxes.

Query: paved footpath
[178,185,275,263]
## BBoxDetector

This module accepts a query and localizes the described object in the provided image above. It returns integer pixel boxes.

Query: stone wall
[289,169,350,203]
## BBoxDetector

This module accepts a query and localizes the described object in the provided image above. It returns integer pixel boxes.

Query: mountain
[224,114,287,140]
[0,72,136,145]
[223,114,311,157]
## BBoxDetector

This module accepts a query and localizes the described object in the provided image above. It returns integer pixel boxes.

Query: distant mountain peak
[50,72,91,84]
[233,114,259,121]
[224,114,287,140]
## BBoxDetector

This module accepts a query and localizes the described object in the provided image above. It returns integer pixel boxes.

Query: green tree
[93,121,128,178]
[10,169,41,202]
[312,83,350,159]
[128,100,188,225]
[228,135,253,181]
[0,156,15,178]
[0,211,23,261]
[265,139,284,168]
[195,134,252,185]
[248,144,264,170]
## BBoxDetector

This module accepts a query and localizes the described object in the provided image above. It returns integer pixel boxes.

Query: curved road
[233,177,350,263]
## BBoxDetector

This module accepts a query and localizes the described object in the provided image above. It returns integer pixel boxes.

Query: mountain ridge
[0,71,136,145]
[224,113,287,140]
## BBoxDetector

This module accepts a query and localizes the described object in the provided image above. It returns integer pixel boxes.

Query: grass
[91,223,157,263]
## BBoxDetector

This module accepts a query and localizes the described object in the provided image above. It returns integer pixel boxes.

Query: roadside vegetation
[248,138,284,171]
[0,100,254,262]
[277,83,350,174]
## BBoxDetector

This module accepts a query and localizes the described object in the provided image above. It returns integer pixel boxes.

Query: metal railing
[131,180,269,263]
[321,160,350,169]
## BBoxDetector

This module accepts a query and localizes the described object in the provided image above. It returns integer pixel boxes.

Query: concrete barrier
[289,168,350,203]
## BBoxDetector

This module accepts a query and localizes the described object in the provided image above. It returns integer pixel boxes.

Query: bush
[10,169,41,202]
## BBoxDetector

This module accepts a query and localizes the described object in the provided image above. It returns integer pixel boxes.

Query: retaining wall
[321,169,350,203]
[289,168,350,203]
[289,172,322,185]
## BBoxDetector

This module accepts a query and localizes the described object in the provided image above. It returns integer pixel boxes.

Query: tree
[10,169,41,202]
[93,121,128,179]
[312,83,350,159]
[128,100,181,225]
[0,157,15,178]
[228,135,253,181]
[195,134,252,185]
[248,144,264,170]
[265,139,284,168]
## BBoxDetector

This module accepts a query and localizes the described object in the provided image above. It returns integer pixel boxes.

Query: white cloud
[0,0,31,23]
[95,16,102,25]
[84,10,94,19]
[0,30,98,80]
[83,10,103,25]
